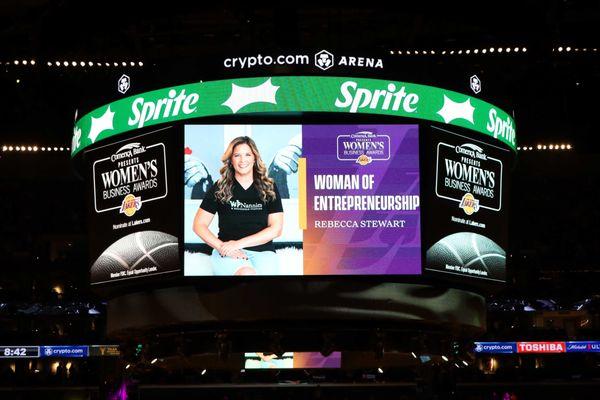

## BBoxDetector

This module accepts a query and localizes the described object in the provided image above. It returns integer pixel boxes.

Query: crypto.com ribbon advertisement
[303,124,420,275]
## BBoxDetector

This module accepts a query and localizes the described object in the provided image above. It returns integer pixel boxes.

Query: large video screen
[422,126,510,282]
[87,128,182,285]
[183,124,421,276]
[77,75,516,286]
[85,122,509,285]
[243,352,342,369]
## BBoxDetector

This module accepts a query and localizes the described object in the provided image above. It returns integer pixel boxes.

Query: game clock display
[0,346,40,358]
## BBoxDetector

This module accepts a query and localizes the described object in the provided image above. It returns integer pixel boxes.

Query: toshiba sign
[516,342,566,354]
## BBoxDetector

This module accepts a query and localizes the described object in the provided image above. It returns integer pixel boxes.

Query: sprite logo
[128,89,199,128]
[486,108,516,146]
[71,76,518,157]
[334,81,419,113]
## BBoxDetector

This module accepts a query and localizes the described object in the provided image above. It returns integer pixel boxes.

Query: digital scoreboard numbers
[0,346,40,358]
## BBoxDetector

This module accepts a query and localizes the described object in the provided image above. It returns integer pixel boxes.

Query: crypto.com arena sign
[71,76,517,157]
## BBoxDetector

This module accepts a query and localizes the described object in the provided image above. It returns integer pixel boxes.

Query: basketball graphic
[426,232,506,281]
[90,230,179,283]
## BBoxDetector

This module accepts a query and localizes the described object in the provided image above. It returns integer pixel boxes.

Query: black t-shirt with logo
[200,180,283,252]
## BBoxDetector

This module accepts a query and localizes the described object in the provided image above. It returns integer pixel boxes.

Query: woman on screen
[193,136,283,275]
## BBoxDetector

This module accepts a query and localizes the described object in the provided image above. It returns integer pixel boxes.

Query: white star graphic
[88,106,115,143]
[222,78,279,113]
[437,95,475,124]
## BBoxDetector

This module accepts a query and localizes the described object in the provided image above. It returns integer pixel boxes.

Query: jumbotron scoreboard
[71,57,516,289]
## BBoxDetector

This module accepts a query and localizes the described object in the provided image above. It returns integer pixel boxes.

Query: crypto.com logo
[470,75,481,94]
[118,74,131,94]
[315,50,334,71]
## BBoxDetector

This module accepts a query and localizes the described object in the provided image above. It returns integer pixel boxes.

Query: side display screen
[422,126,510,282]
[184,124,421,276]
[244,352,342,369]
[86,127,182,285]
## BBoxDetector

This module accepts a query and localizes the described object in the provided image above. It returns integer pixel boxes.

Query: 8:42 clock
[0,346,40,358]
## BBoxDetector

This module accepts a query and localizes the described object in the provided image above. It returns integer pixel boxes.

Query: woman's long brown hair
[214,136,276,203]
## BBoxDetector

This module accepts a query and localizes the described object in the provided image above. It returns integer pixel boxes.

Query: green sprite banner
[71,76,517,156]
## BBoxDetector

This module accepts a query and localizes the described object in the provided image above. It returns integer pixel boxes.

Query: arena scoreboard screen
[73,75,515,286]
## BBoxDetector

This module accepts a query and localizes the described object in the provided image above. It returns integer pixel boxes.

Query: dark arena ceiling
[0,1,599,150]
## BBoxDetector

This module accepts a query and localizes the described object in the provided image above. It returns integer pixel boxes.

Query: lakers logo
[120,194,142,217]
[459,193,480,215]
[355,154,372,166]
